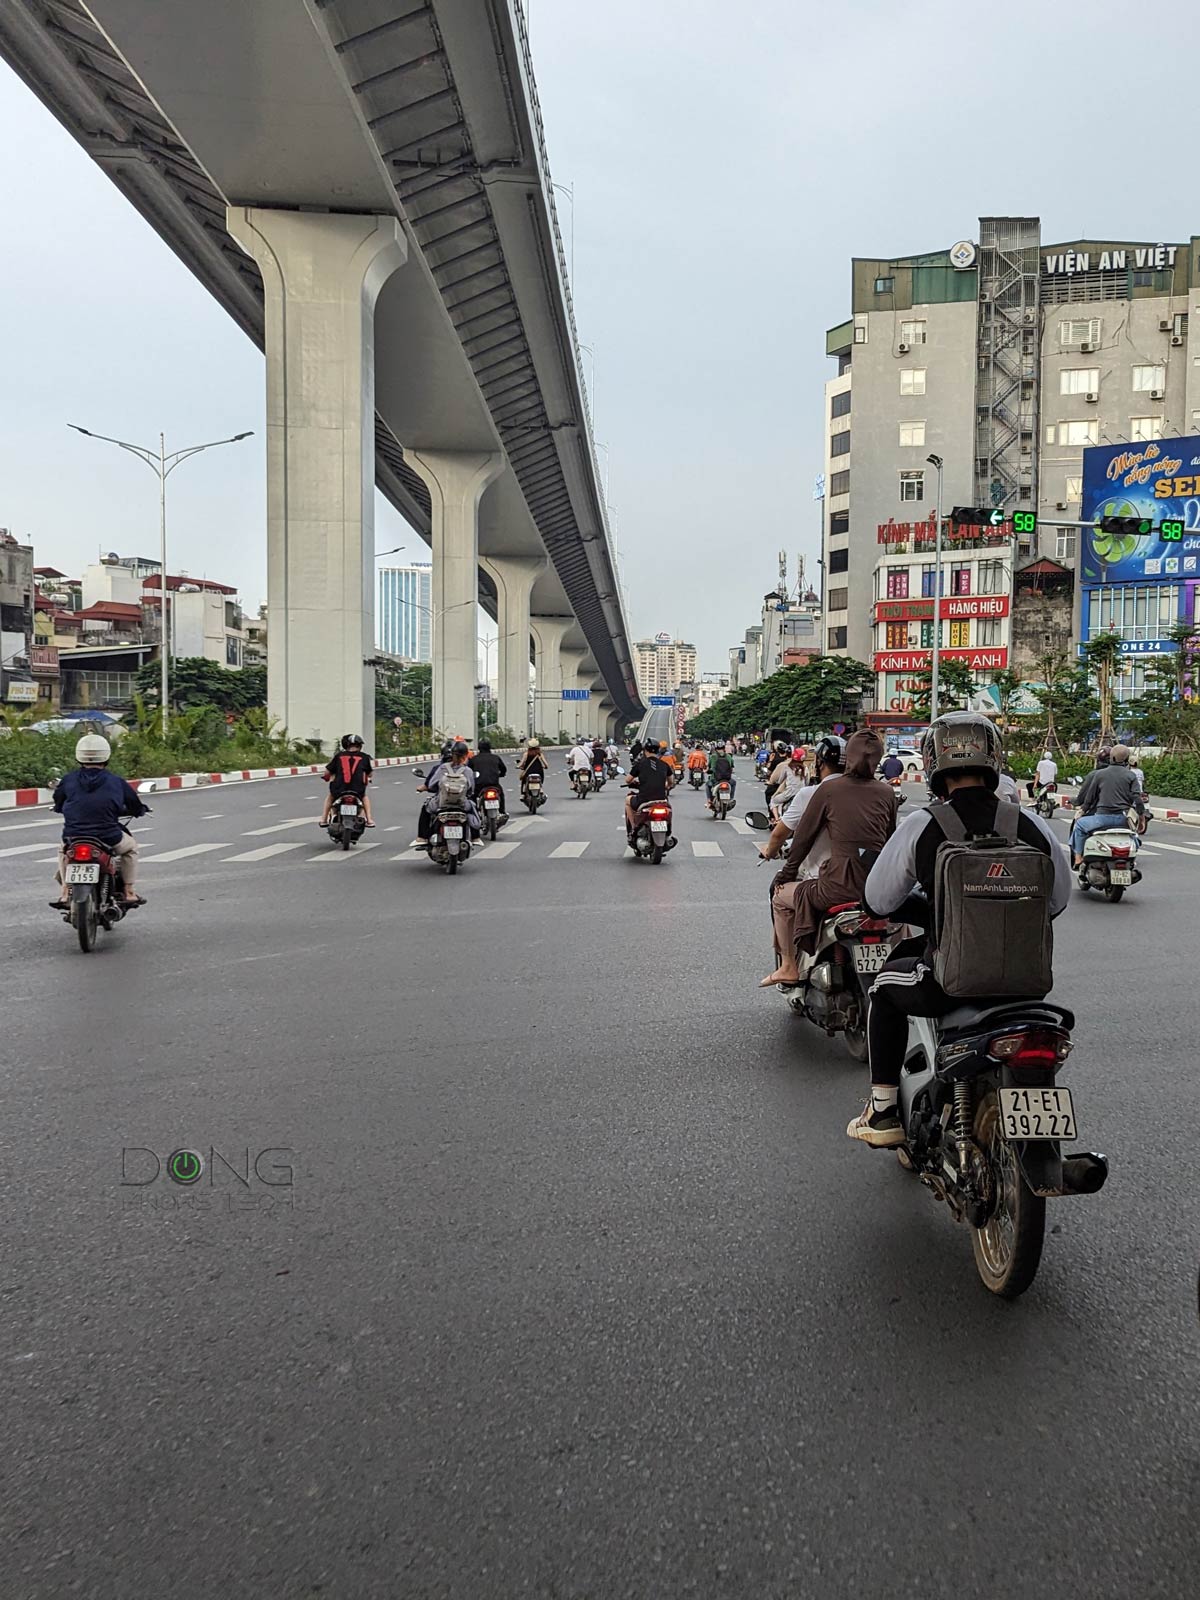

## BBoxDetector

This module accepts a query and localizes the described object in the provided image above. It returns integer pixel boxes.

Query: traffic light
[1012,510,1038,536]
[1160,519,1184,542]
[1098,515,1154,536]
[950,506,1006,528]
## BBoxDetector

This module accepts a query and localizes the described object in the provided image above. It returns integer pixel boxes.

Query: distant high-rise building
[633,635,697,699]
[376,561,432,661]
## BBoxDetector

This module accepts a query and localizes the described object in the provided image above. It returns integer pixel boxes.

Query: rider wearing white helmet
[50,733,147,909]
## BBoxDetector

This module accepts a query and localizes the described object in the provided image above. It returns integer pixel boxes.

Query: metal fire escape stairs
[975,219,1041,556]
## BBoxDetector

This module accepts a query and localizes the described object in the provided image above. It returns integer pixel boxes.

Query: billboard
[1081,435,1200,584]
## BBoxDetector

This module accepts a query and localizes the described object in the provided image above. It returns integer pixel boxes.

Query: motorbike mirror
[897,794,907,805]
[744,810,772,830]
[412,768,425,778]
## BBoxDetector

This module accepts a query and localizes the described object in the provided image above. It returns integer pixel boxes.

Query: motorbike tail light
[1109,845,1131,858]
[484,789,498,799]
[71,843,93,861]
[648,806,670,818]
[987,1028,1073,1068]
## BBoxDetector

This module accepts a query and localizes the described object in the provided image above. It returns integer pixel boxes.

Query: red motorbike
[628,799,676,865]
[57,834,143,953]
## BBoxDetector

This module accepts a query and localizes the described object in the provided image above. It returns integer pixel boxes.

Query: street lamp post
[926,453,945,722]
[69,424,252,736]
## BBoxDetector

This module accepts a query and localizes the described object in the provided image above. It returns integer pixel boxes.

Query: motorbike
[479,785,504,841]
[522,773,546,813]
[1034,781,1058,820]
[779,902,912,1059]
[417,767,473,875]
[688,767,706,790]
[572,767,592,800]
[56,828,146,953]
[896,995,1108,1297]
[711,779,735,821]
[326,792,366,850]
[591,762,607,793]
[1076,809,1143,902]
[606,759,619,780]
[628,798,676,865]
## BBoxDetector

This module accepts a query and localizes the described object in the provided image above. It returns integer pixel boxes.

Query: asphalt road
[2,759,1197,1598]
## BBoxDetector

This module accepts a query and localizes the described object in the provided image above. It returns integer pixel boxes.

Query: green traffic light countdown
[1012,510,1037,535]
[1161,519,1184,542]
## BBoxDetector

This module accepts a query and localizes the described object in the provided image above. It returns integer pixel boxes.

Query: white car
[880,745,924,777]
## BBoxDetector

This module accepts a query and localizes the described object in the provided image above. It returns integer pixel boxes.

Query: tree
[1081,632,1124,744]
[1032,666,1097,751]
[991,667,1024,727]
[374,661,432,731]
[1125,621,1200,751]
[683,657,873,740]
[908,658,976,719]
[135,656,267,714]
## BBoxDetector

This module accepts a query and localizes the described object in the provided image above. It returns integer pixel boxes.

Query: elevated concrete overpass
[0,0,642,744]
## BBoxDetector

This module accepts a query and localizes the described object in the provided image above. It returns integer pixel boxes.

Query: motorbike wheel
[651,845,664,865]
[488,817,498,842]
[843,1025,869,1062]
[1104,885,1125,902]
[447,854,458,876]
[971,1091,1046,1299]
[76,892,98,953]
[342,829,351,851]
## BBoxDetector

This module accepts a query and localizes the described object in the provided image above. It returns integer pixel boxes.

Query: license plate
[339,804,358,816]
[999,1085,1076,1141]
[853,943,892,975]
[1109,868,1131,884]
[442,825,463,840]
[650,821,668,832]
[66,863,100,884]
[485,800,500,810]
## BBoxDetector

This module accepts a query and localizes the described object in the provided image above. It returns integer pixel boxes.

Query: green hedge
[1137,755,1200,800]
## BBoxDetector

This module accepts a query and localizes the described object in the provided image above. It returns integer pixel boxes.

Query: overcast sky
[1,0,1196,675]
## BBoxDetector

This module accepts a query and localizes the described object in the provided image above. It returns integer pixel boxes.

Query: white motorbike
[1076,807,1144,903]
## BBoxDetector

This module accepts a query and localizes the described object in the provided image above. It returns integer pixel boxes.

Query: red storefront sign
[29,645,59,674]
[873,595,1010,625]
[873,647,1009,672]
[877,519,1013,545]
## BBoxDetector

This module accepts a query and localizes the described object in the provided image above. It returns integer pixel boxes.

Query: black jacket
[469,752,507,787]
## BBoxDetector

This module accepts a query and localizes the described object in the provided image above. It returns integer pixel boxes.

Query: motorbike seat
[938,999,1075,1036]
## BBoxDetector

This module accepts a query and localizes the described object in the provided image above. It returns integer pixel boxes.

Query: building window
[830,431,851,457]
[1059,317,1101,346]
[899,470,924,503]
[951,567,971,595]
[1065,475,1082,502]
[1131,270,1154,288]
[899,319,927,346]
[1046,419,1099,447]
[887,569,910,599]
[829,510,849,537]
[1056,528,1077,562]
[1060,367,1100,395]
[1088,583,1178,640]
[1132,364,1166,392]
[1130,416,1164,441]
[919,620,935,648]
[900,368,926,396]
[830,390,851,419]
[875,276,895,294]
[885,622,909,649]
[978,560,1005,595]
[829,469,850,495]
[920,565,939,597]
[977,618,1002,647]
[828,547,848,574]
[898,420,926,448]
[949,620,970,648]
[853,325,866,344]
[1174,312,1189,338]
[827,587,848,612]
[828,625,847,649]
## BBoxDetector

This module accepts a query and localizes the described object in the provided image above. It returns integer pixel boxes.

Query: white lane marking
[691,840,724,857]
[258,802,279,809]
[474,841,521,861]
[724,816,753,835]
[501,817,535,834]
[389,851,426,862]
[201,813,224,820]
[144,843,231,863]
[384,825,405,832]
[305,841,381,862]
[221,841,306,862]
[1131,839,1200,856]
[0,817,61,833]
[242,817,319,836]
[0,841,65,858]
[549,841,589,858]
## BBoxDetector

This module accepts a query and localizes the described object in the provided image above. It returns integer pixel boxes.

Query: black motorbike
[327,792,366,850]
[522,773,546,813]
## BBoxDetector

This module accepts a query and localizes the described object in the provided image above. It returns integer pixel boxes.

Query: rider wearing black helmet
[624,738,672,838]
[321,732,375,828]
[469,737,508,822]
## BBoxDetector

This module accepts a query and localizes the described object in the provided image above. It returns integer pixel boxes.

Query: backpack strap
[924,801,968,841]
[993,799,1020,844]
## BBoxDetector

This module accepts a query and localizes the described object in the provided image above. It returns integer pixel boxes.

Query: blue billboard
[1081,435,1200,584]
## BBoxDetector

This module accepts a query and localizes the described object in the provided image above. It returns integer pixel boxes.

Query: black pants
[866,956,956,1087]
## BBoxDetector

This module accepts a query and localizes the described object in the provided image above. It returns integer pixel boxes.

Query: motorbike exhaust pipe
[1060,1151,1109,1195]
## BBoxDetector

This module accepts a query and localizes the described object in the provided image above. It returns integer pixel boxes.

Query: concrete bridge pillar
[559,648,589,743]
[227,207,406,750]
[481,556,544,738]
[406,449,504,740]
[531,617,571,740]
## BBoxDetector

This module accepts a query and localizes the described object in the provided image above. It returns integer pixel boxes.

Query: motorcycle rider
[625,738,673,839]
[757,735,845,865]
[759,731,894,989]
[469,738,508,822]
[1069,743,1145,866]
[50,734,147,909]
[1029,748,1058,802]
[321,734,375,827]
[567,738,593,791]
[417,739,479,844]
[518,737,547,797]
[686,745,709,784]
[763,740,792,809]
[880,750,904,785]
[706,743,738,808]
[849,712,1070,1147]
[769,747,809,820]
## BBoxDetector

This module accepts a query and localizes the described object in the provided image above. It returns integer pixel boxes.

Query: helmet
[1110,743,1130,764]
[813,735,846,772]
[76,733,111,766]
[440,740,454,759]
[451,740,469,758]
[340,734,354,750]
[773,739,788,754]
[920,712,1002,798]
[644,739,661,754]
[1096,748,1111,768]
[349,734,363,748]
[790,747,806,763]
[478,738,492,753]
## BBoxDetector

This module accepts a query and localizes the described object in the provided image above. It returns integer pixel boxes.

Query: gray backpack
[926,800,1054,999]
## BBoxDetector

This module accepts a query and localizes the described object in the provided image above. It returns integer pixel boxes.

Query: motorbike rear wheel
[651,845,663,865]
[843,1025,868,1062]
[971,1091,1045,1299]
[76,892,98,953]
[342,829,351,851]
[1104,885,1125,902]
[447,854,458,875]
[488,817,498,841]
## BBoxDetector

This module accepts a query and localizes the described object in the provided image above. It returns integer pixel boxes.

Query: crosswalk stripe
[0,817,60,833]
[1134,838,1200,856]
[243,817,318,836]
[305,841,381,861]
[221,842,306,863]
[146,843,231,863]
[725,816,753,835]
[475,841,521,861]
[549,841,589,858]
[500,816,535,834]
[0,840,61,858]
[691,840,724,857]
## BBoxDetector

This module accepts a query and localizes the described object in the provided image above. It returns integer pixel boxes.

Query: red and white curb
[0,749,525,811]
[1046,793,1200,826]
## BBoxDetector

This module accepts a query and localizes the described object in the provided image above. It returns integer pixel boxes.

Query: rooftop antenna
[778,549,787,594]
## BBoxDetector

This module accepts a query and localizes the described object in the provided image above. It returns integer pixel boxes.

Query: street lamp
[68,424,253,736]
[551,181,574,285]
[375,545,406,559]
[926,453,945,722]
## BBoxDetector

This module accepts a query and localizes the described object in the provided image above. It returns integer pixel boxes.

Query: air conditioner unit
[1171,335,1184,347]
[1150,388,1165,401]
[1159,319,1172,331]
[1055,501,1068,510]
[1080,342,1094,353]
[897,342,909,354]
[1023,310,1036,325]
[1020,443,1031,454]
[1086,391,1099,403]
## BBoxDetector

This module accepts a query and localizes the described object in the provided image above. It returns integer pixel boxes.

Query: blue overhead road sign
[561,688,590,701]
[648,695,674,705]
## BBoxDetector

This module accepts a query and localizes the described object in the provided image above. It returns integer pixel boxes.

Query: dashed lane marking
[243,817,319,836]
[474,841,521,861]
[305,842,381,862]
[144,843,231,863]
[221,841,306,863]
[0,817,61,833]
[549,841,589,858]
[691,840,724,857]
[724,816,753,835]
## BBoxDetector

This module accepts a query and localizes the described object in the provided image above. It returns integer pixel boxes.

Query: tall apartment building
[376,560,432,661]
[822,219,1200,721]
[633,635,697,699]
